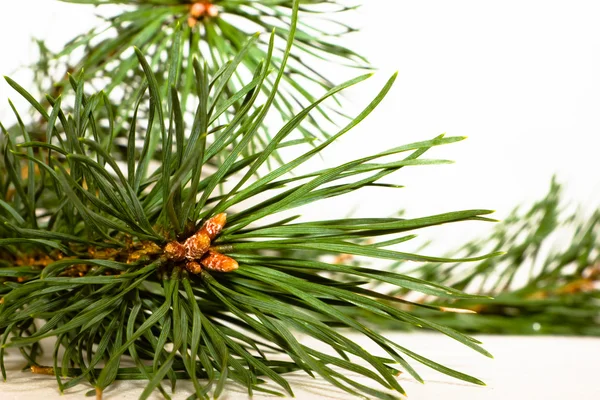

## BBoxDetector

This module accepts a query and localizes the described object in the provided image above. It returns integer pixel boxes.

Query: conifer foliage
[0,1,503,399]
[39,0,367,142]
[389,179,600,335]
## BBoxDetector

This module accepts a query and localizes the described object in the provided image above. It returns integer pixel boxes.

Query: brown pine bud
[163,212,237,273]
[188,16,198,27]
[190,3,206,18]
[200,250,239,272]
[164,241,186,261]
[185,261,203,275]
[183,231,211,260]
[200,213,227,240]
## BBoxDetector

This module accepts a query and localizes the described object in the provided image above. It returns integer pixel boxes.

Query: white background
[1,0,599,252]
[1,3,600,399]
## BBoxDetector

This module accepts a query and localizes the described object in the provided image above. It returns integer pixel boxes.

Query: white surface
[1,333,599,400]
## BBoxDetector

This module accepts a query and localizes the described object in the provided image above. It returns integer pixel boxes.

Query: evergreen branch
[26,0,367,156]
[0,34,497,400]
[377,178,600,335]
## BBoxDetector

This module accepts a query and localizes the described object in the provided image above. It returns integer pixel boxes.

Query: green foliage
[385,178,600,335]
[0,23,499,398]
[33,0,367,148]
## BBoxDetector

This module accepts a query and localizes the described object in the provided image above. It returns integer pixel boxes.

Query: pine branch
[381,178,600,335]
[0,30,499,399]
[27,0,367,155]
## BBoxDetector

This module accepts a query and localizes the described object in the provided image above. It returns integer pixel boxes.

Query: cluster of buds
[188,2,219,27]
[164,213,238,274]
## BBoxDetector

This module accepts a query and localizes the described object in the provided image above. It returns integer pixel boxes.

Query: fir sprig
[1,28,499,400]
